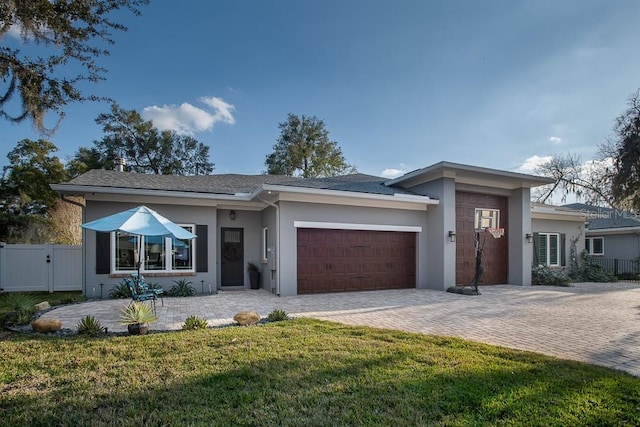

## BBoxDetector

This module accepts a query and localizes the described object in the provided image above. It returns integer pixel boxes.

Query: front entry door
[221,228,244,287]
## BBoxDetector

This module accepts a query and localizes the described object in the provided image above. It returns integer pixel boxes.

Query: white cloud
[548,136,563,143]
[142,96,235,134]
[516,155,553,173]
[381,168,406,178]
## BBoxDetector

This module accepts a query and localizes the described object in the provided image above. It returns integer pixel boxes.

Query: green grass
[1,319,639,426]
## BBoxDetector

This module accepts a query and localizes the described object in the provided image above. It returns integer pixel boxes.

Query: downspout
[257,196,281,296]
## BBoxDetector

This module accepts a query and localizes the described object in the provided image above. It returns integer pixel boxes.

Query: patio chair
[130,272,164,305]
[125,277,161,313]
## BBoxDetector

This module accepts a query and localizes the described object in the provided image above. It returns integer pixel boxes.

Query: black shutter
[196,225,208,272]
[560,233,566,267]
[96,232,110,274]
[532,232,540,266]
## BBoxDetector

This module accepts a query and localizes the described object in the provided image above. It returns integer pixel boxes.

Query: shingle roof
[64,170,434,198]
[563,203,640,230]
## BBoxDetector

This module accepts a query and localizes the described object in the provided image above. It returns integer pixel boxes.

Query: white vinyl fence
[0,243,82,293]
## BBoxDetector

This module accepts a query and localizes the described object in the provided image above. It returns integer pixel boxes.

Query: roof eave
[50,183,253,201]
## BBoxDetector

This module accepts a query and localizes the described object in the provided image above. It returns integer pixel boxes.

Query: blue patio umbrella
[82,206,196,275]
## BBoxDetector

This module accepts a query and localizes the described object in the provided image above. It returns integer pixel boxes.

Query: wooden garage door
[297,228,416,294]
[455,192,508,285]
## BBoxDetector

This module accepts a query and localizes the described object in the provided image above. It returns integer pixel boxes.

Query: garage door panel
[297,228,416,294]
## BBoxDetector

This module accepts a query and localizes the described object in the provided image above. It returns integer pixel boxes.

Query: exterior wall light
[525,233,533,243]
[448,230,456,243]
[230,210,236,221]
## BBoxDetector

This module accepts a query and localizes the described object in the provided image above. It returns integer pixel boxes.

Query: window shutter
[560,233,566,267]
[532,232,540,266]
[196,225,208,272]
[96,232,110,274]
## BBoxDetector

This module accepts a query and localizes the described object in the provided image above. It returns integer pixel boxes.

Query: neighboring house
[52,161,552,296]
[564,203,640,274]
[530,203,585,269]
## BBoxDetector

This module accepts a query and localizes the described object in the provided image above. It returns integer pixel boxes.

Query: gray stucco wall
[261,206,278,293]
[591,233,640,260]
[84,201,217,296]
[508,188,532,285]
[277,201,429,296]
[409,178,456,290]
[531,218,585,268]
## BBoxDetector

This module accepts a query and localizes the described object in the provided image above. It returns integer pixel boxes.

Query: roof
[563,203,640,230]
[385,161,554,190]
[531,202,585,221]
[57,169,433,198]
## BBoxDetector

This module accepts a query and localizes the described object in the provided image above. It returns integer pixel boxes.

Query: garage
[297,228,416,294]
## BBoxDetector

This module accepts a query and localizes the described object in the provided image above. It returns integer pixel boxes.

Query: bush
[0,293,37,326]
[109,281,132,299]
[531,265,571,286]
[167,279,196,297]
[578,252,618,283]
[267,309,290,322]
[77,315,105,336]
[182,315,209,331]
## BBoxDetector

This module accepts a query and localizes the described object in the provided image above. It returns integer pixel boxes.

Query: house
[564,203,640,274]
[530,203,585,269]
[52,161,555,296]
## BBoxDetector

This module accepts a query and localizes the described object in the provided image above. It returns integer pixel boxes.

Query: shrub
[182,315,209,331]
[167,279,196,297]
[109,281,132,299]
[267,308,290,322]
[119,302,158,326]
[578,252,618,283]
[0,293,37,326]
[77,315,105,336]
[531,265,571,286]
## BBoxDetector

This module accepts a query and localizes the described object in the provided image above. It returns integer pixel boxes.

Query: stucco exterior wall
[508,188,532,285]
[84,201,217,296]
[531,218,585,267]
[277,201,429,296]
[591,233,640,260]
[409,178,456,290]
[261,206,278,293]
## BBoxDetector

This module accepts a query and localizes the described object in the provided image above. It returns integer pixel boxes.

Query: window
[537,233,560,267]
[585,237,604,256]
[262,227,268,262]
[474,208,499,230]
[111,225,195,273]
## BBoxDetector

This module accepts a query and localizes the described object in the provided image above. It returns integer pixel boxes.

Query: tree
[0,139,68,215]
[611,89,640,210]
[66,147,108,178]
[0,0,149,134]
[93,103,214,175]
[265,113,356,178]
[534,153,613,207]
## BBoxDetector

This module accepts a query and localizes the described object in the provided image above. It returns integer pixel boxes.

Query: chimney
[115,157,126,172]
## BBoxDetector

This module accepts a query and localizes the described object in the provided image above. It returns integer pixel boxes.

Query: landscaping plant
[531,265,571,286]
[167,279,196,297]
[76,315,105,336]
[267,308,290,322]
[120,302,158,335]
[182,315,209,331]
[0,293,37,326]
[108,281,132,299]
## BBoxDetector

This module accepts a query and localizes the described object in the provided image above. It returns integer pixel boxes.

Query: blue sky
[2,0,640,178]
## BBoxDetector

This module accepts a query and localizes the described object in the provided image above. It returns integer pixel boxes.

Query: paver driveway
[41,282,640,376]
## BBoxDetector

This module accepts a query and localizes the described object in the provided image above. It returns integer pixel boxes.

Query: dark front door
[221,228,244,287]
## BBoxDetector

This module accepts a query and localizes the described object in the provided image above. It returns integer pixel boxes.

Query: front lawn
[1,319,638,426]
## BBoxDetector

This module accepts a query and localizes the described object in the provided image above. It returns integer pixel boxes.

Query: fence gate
[0,243,82,293]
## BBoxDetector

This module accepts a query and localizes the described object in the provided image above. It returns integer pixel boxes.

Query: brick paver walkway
[41,282,640,376]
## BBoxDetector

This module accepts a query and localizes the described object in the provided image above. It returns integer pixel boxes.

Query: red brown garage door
[455,192,508,285]
[297,228,416,294]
